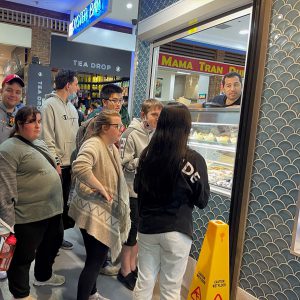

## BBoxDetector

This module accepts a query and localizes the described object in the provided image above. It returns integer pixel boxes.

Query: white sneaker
[89,292,110,300]
[33,273,65,286]
[99,261,120,276]
[0,271,7,280]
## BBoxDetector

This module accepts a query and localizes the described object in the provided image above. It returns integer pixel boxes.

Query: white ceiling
[5,0,139,27]
[182,14,250,51]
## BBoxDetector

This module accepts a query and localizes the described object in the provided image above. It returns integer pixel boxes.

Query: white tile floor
[0,228,132,300]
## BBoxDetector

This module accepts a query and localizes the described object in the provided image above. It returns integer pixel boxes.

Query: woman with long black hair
[133,103,210,300]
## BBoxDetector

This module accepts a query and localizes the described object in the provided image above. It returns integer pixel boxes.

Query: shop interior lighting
[126,3,133,9]
[177,71,191,75]
[239,29,249,35]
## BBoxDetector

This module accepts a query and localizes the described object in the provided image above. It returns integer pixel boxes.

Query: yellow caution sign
[187,220,229,300]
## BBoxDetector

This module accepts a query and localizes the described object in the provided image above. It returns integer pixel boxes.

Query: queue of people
[0,70,211,300]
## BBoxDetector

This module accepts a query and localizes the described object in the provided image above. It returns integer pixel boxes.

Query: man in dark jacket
[209,72,242,107]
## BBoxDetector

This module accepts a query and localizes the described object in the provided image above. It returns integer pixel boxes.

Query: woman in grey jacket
[0,106,64,300]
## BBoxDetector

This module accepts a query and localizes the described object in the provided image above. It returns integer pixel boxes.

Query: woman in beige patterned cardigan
[69,110,131,300]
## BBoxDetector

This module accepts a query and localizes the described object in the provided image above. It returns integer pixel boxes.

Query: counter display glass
[188,108,240,196]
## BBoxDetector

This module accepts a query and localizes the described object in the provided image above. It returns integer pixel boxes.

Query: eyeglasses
[107,98,124,104]
[108,124,125,130]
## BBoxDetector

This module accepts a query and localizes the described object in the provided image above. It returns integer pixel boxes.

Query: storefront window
[149,9,251,196]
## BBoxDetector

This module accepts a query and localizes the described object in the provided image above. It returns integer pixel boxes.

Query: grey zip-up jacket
[41,93,79,166]
[120,118,151,198]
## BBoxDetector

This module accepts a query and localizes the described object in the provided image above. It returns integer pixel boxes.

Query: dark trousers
[77,229,109,300]
[61,166,75,230]
[7,214,63,298]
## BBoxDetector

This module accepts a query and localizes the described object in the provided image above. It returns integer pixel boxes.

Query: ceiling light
[239,29,249,35]
[126,3,133,9]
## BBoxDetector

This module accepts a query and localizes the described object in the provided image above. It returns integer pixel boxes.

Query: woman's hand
[101,190,113,202]
[91,188,113,202]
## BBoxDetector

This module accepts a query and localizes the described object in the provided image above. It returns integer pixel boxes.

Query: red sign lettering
[214,294,223,300]
[158,52,245,77]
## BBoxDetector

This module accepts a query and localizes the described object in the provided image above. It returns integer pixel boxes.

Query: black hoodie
[134,149,210,238]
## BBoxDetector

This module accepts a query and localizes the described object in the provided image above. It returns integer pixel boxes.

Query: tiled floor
[0,228,132,300]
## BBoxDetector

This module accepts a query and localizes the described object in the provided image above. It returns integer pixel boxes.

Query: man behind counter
[209,72,242,107]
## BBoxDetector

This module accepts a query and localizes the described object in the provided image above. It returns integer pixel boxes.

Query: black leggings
[77,229,109,300]
[7,215,63,298]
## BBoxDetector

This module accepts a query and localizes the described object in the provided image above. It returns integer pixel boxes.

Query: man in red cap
[0,74,24,144]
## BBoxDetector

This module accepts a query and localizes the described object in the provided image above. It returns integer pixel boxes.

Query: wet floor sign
[187,220,229,300]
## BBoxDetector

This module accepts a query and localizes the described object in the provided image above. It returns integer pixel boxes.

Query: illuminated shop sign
[68,0,112,40]
[158,53,245,77]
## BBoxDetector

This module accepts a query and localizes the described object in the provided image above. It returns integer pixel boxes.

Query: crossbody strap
[13,135,56,169]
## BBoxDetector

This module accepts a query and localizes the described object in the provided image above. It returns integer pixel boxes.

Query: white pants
[133,231,192,300]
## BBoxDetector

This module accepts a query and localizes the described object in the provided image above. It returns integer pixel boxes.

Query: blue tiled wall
[132,40,151,117]
[239,0,300,299]
[139,0,181,21]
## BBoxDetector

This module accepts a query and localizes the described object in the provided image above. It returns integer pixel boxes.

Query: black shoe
[61,239,73,250]
[117,270,137,291]
[132,267,138,278]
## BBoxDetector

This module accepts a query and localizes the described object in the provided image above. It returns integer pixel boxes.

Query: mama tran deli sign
[68,0,112,40]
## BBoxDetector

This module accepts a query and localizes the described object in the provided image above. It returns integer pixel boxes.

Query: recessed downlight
[126,3,133,9]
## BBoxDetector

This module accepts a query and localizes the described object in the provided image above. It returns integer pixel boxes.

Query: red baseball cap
[2,74,24,88]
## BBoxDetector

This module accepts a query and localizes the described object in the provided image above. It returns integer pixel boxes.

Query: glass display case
[188,108,240,196]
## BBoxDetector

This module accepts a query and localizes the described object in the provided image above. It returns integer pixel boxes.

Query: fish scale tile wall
[134,0,300,298]
[239,0,300,299]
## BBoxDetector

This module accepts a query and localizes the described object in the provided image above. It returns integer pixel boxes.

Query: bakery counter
[188,107,240,197]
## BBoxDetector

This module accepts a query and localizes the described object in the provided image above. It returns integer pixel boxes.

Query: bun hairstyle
[92,110,121,136]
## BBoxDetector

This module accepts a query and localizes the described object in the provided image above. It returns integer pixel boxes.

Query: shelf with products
[77,73,130,100]
[188,108,240,196]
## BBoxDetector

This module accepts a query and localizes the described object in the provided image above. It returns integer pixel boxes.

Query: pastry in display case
[188,108,240,196]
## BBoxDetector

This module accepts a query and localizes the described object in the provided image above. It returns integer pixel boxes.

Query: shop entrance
[145,6,258,297]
